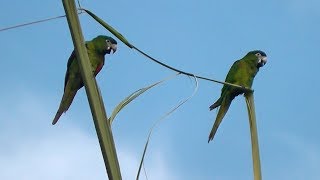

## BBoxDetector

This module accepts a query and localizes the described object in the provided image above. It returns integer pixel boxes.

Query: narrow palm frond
[245,92,262,180]
[108,73,180,125]
[136,75,199,180]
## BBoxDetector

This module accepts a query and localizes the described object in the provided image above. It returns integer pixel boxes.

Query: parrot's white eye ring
[255,53,261,56]
[106,40,110,43]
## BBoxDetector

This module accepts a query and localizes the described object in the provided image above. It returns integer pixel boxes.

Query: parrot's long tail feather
[52,111,63,125]
[208,96,232,142]
[209,98,222,111]
[52,90,77,125]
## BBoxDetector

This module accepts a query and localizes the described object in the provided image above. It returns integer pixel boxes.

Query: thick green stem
[245,92,262,180]
[62,0,122,179]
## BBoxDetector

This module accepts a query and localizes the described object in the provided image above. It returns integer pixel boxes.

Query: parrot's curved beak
[106,42,117,54]
[111,44,117,54]
[257,56,267,68]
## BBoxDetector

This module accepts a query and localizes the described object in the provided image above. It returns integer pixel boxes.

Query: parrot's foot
[241,86,253,94]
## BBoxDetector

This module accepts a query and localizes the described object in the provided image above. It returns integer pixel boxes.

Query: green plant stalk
[245,92,262,180]
[62,0,122,179]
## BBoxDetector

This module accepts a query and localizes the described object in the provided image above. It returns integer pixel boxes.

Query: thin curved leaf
[136,75,199,180]
[108,73,180,125]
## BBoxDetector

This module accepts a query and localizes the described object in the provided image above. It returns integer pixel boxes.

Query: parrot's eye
[255,53,261,56]
[106,40,110,43]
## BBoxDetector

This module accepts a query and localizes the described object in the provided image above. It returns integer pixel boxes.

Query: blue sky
[1,0,319,179]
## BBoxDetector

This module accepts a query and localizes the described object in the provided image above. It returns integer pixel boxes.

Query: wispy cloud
[118,147,181,180]
[0,91,180,180]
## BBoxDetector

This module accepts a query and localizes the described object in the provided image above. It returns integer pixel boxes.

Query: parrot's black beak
[257,56,267,68]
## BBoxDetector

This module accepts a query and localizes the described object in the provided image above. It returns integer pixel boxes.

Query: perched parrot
[208,50,267,142]
[52,35,117,125]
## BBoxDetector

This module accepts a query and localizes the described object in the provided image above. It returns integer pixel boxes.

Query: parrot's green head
[247,50,267,68]
[92,35,117,55]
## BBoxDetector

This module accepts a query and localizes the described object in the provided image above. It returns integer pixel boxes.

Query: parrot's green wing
[64,51,76,89]
[64,43,89,90]
[226,61,241,80]
[210,60,242,110]
[221,60,241,91]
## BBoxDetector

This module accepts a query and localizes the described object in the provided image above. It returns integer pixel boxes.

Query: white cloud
[0,91,179,180]
[118,148,180,180]
[0,131,105,180]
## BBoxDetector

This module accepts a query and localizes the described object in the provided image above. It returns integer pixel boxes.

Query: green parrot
[52,35,117,125]
[208,50,267,142]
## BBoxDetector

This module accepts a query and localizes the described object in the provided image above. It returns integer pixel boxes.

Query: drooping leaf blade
[108,73,180,125]
[136,75,199,180]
